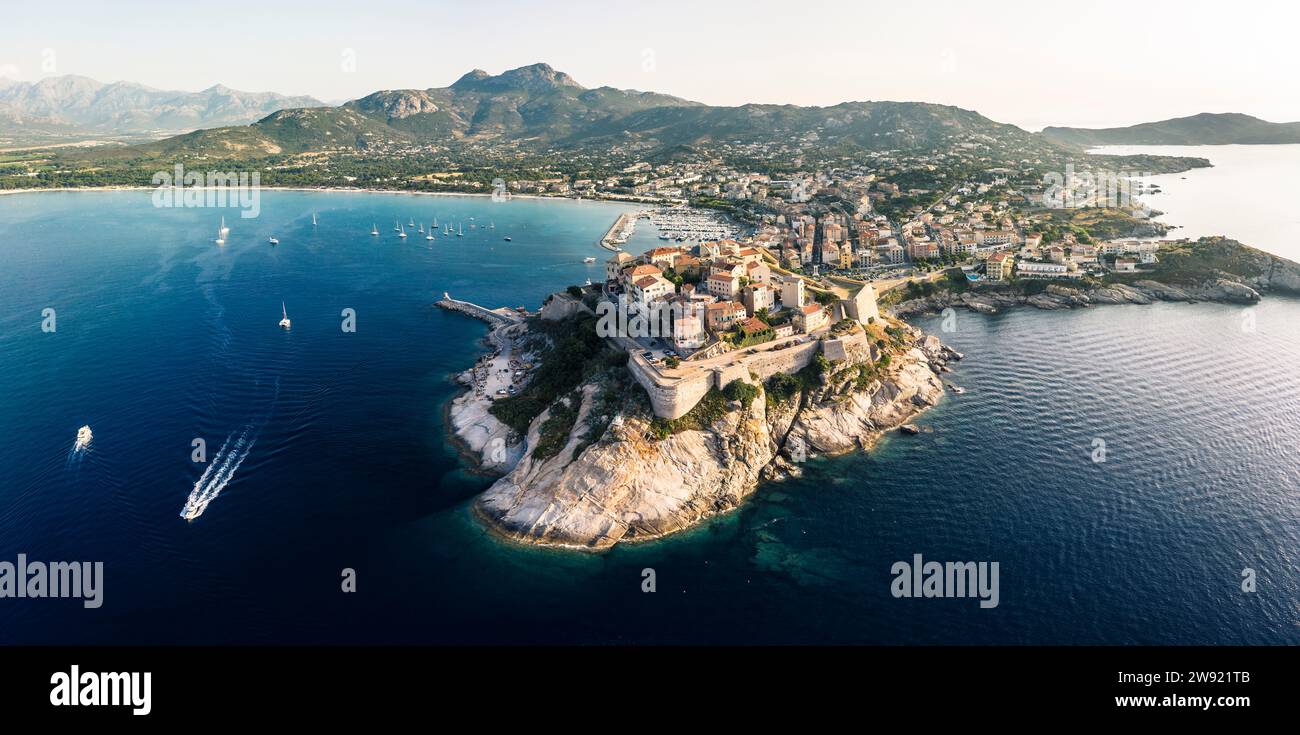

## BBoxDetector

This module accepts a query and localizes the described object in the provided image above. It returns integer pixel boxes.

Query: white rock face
[448,388,522,473]
[464,329,950,549]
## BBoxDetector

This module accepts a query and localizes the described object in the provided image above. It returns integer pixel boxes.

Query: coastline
[0,184,662,206]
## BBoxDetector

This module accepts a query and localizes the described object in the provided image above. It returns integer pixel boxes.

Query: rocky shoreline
[891,237,1300,317]
[448,317,957,550]
[890,278,1266,317]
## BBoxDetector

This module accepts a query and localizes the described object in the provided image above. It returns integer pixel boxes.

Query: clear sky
[3,0,1296,131]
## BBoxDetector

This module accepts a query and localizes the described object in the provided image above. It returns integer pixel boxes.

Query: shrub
[532,391,581,462]
[723,379,759,409]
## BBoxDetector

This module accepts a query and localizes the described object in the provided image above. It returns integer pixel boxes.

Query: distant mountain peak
[450,63,583,93]
[1042,111,1300,146]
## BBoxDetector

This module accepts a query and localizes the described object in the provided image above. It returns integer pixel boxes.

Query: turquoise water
[0,190,1296,644]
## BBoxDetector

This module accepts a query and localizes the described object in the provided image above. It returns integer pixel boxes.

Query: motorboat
[74,425,93,451]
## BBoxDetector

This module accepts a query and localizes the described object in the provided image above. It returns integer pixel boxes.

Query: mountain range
[98,63,1068,161]
[0,75,323,138]
[1041,112,1300,146]
[16,64,1280,164]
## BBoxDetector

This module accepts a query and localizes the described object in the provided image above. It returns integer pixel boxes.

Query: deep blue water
[0,191,1296,644]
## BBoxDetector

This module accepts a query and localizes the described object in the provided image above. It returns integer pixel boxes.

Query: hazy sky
[3,0,1297,131]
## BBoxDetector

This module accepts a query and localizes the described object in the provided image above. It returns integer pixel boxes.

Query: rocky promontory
[450,314,954,549]
[891,237,1300,317]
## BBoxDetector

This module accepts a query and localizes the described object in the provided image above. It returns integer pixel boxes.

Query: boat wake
[179,427,255,522]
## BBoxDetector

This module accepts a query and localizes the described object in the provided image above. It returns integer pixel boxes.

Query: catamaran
[279,302,291,330]
[215,216,228,245]
[371,224,380,236]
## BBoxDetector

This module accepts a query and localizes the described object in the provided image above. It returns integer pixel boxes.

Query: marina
[648,206,740,242]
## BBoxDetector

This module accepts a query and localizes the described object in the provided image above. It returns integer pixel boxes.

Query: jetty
[600,212,636,250]
[436,293,526,326]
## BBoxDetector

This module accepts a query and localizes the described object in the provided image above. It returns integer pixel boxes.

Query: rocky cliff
[458,323,953,549]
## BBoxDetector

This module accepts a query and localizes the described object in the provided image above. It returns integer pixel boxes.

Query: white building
[779,275,805,309]
[1016,261,1073,279]
[743,283,775,316]
[630,274,674,308]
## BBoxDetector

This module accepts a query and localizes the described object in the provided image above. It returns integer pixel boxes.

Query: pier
[436,293,525,326]
[600,212,636,250]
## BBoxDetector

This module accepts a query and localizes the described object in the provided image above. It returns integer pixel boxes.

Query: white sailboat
[408,218,415,228]
[432,216,438,228]
[215,216,227,245]
[457,223,464,237]
[371,224,380,236]
[398,224,407,239]
[394,220,401,232]
[279,302,291,330]
[417,222,424,233]
[425,226,435,241]
[311,212,317,226]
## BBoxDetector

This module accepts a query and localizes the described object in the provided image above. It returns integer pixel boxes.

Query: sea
[0,181,1296,644]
